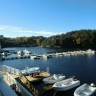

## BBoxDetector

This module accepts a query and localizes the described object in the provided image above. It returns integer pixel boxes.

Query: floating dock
[1,49,96,61]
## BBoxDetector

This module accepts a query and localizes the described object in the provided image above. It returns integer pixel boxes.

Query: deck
[16,71,52,96]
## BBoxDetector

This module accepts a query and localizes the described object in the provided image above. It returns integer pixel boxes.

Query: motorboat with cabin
[24,49,31,55]
[17,50,24,56]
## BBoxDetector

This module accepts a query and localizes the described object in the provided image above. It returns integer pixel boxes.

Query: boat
[30,55,40,59]
[24,49,31,55]
[53,78,80,91]
[86,49,95,55]
[74,83,96,96]
[17,50,24,56]
[21,67,40,75]
[42,54,52,59]
[43,74,65,84]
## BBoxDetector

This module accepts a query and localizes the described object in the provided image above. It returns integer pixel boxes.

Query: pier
[3,55,30,60]
[1,65,52,96]
[1,49,95,61]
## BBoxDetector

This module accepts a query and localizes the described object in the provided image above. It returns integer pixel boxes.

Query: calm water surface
[0,47,96,96]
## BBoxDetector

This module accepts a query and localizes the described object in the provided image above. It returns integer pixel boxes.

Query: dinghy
[43,74,65,84]
[21,67,40,75]
[74,83,96,96]
[53,78,80,91]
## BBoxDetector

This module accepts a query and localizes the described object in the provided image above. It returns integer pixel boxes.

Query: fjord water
[1,47,96,96]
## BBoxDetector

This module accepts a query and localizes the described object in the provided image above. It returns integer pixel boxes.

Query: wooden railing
[19,72,41,96]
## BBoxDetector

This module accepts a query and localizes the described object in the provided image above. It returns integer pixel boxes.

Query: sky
[0,0,96,37]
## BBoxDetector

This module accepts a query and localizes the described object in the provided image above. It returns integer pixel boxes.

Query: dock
[3,55,30,60]
[1,49,95,61]
[17,72,52,96]
[0,67,52,96]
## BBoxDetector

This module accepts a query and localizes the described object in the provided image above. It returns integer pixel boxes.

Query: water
[0,47,96,96]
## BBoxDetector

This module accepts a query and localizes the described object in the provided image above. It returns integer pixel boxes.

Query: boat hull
[43,75,65,84]
[53,82,80,91]
[21,67,40,75]
[74,83,96,96]
[53,78,80,91]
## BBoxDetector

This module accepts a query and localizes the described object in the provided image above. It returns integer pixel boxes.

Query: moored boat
[86,49,95,55]
[17,50,24,56]
[30,55,40,59]
[53,78,80,91]
[43,74,65,84]
[24,49,31,55]
[21,67,40,75]
[74,83,96,96]
[42,54,52,59]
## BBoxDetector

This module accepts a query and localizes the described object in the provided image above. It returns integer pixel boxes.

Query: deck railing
[2,65,20,76]
[19,72,41,96]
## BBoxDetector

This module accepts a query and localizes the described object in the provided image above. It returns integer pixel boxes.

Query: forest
[0,29,96,49]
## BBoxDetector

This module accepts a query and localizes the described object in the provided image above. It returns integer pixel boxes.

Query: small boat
[53,78,80,91]
[42,54,52,59]
[21,67,40,75]
[74,83,96,96]
[43,74,65,84]
[24,49,31,55]
[30,55,40,59]
[17,50,24,56]
[86,49,95,55]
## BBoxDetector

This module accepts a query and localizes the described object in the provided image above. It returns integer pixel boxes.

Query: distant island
[0,29,96,49]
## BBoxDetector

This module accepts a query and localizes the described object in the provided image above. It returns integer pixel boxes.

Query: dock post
[46,67,49,73]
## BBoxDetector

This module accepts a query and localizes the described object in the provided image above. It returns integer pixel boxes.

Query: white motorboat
[24,49,31,55]
[30,55,40,59]
[17,50,24,56]
[43,74,65,84]
[86,49,95,55]
[21,67,40,75]
[42,54,52,59]
[74,83,96,96]
[53,78,80,91]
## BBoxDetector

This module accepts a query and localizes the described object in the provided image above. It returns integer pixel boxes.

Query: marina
[0,0,96,96]
[0,64,96,96]
[0,47,96,96]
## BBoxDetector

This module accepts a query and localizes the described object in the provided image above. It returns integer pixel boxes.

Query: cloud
[0,25,62,37]
[0,25,21,31]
